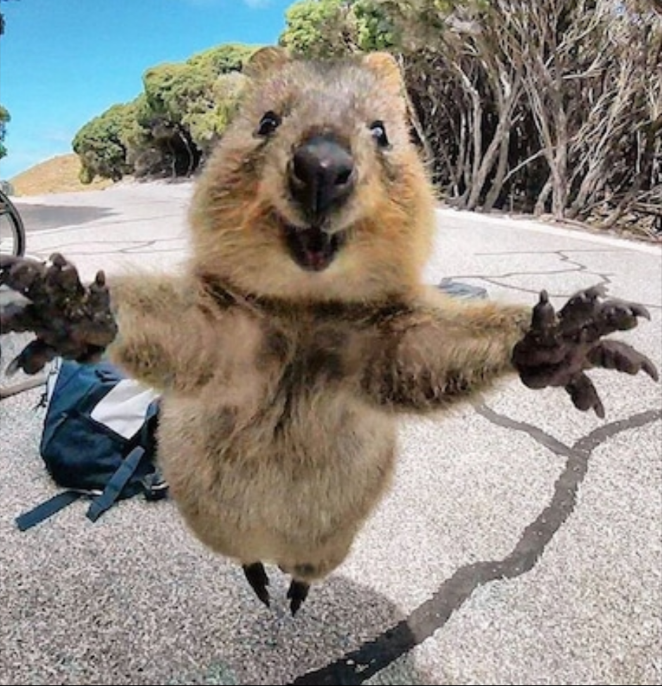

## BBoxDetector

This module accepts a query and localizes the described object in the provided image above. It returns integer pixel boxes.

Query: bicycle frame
[0,186,26,257]
[0,187,38,399]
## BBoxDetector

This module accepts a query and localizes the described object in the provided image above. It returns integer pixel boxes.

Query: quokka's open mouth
[283,224,346,272]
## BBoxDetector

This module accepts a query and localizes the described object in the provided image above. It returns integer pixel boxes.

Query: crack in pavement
[474,404,575,458]
[30,237,187,259]
[289,407,661,685]
[445,250,614,299]
[444,250,661,309]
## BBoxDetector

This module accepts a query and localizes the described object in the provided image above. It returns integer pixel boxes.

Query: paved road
[1,182,661,686]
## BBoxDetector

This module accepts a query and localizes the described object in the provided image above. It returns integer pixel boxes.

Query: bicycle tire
[0,189,26,257]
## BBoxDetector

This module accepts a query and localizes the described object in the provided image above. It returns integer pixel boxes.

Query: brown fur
[105,49,532,592]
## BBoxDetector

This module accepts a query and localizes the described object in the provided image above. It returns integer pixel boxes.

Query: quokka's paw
[512,286,658,418]
[0,253,117,374]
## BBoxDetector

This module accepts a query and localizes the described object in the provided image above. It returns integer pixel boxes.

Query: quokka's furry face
[190,48,437,303]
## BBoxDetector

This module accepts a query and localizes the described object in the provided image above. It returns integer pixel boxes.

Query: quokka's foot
[286,579,310,616]
[242,562,270,608]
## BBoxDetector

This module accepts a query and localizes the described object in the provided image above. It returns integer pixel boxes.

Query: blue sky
[0,0,294,179]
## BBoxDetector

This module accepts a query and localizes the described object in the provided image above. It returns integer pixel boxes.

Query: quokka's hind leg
[242,562,270,608]
[243,562,309,615]
[281,560,336,616]
[286,579,310,616]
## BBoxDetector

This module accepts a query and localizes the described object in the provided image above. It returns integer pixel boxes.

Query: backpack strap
[16,444,162,530]
[86,398,166,521]
[15,490,84,531]
[86,445,146,522]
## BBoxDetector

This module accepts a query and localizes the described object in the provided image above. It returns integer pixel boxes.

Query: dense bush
[72,43,258,183]
[281,0,661,236]
[72,102,137,182]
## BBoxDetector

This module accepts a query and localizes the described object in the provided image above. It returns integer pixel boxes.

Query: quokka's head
[190,47,437,303]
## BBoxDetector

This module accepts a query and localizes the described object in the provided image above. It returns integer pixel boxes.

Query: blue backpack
[16,358,168,531]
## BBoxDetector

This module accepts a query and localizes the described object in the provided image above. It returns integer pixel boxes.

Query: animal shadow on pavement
[159,571,426,686]
[1,525,424,686]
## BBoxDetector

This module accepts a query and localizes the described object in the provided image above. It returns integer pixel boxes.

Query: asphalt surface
[1,181,661,686]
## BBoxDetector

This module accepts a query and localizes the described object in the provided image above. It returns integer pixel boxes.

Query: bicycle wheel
[0,190,26,257]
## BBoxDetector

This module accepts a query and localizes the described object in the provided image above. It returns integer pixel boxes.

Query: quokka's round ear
[244,46,291,79]
[362,51,405,96]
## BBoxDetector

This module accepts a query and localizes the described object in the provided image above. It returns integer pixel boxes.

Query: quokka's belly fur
[156,394,397,568]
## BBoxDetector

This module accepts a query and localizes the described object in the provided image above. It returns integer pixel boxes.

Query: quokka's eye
[257,111,281,137]
[369,120,389,148]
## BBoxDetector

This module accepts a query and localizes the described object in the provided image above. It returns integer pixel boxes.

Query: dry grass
[9,154,121,196]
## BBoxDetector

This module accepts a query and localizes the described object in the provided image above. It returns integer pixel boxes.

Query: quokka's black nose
[289,135,354,217]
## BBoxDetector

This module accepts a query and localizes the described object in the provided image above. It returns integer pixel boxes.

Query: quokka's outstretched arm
[0,254,223,394]
[106,272,222,393]
[355,291,533,413]
[355,286,658,417]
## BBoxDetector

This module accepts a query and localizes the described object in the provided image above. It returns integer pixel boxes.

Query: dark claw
[287,579,310,616]
[588,340,659,381]
[602,299,650,324]
[558,284,607,328]
[6,339,58,376]
[558,285,652,340]
[242,562,270,608]
[529,290,558,342]
[580,284,608,299]
[631,303,651,321]
[44,253,85,296]
[644,359,659,382]
[565,373,605,418]
[600,300,650,333]
[0,255,47,299]
[558,285,605,328]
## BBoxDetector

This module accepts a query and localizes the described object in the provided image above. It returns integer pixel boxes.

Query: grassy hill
[8,154,119,196]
